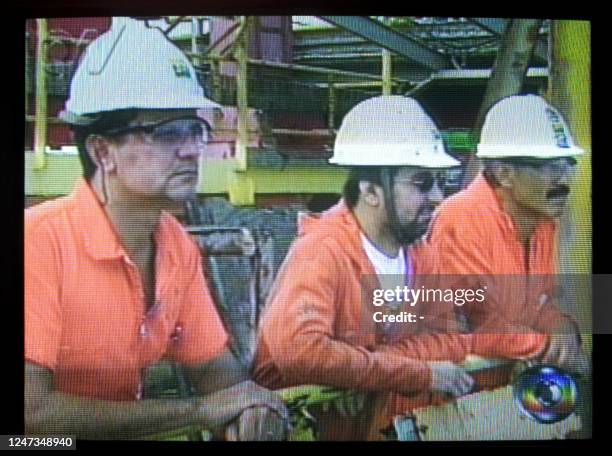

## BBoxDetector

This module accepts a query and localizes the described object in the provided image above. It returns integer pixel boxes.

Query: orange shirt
[430,174,557,275]
[25,179,228,401]
[429,174,571,348]
[253,201,541,440]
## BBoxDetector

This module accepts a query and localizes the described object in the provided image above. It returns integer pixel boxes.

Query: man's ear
[85,135,116,173]
[358,180,382,207]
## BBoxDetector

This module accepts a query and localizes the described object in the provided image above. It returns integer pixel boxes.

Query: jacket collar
[308,200,415,277]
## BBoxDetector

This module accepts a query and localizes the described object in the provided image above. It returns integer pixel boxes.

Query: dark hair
[342,166,401,208]
[72,109,140,181]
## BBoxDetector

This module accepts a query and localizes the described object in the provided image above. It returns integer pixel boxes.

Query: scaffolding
[25,16,550,205]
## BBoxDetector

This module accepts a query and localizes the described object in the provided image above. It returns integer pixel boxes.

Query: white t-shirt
[360,232,406,277]
[361,234,414,335]
[360,233,414,297]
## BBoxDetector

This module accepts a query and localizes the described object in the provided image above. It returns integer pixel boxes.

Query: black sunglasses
[394,171,448,193]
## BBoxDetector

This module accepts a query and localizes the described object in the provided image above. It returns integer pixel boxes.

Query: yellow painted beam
[382,49,392,95]
[547,20,592,352]
[33,19,48,170]
[234,16,249,172]
[243,166,347,194]
[25,153,348,199]
[25,153,82,196]
[548,20,591,275]
[547,20,592,440]
[228,171,255,206]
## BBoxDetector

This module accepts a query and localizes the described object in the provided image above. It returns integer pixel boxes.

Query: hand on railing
[225,406,289,441]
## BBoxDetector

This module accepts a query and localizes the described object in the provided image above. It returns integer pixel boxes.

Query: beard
[391,219,428,245]
[389,203,434,245]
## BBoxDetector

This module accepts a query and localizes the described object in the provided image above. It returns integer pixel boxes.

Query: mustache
[546,185,570,199]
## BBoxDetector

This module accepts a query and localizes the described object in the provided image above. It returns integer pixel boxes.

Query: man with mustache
[428,94,589,378]
[252,96,546,440]
[25,18,288,440]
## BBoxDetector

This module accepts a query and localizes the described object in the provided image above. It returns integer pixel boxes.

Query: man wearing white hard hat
[25,18,288,440]
[429,94,590,380]
[252,96,546,440]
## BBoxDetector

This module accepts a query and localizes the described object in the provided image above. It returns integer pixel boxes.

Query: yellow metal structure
[547,20,592,352]
[33,18,48,170]
[234,17,250,173]
[228,171,255,206]
[25,153,348,199]
[25,153,82,196]
[382,48,392,95]
[547,20,592,440]
[548,20,591,274]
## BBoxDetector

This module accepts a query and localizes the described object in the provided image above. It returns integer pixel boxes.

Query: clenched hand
[428,361,475,397]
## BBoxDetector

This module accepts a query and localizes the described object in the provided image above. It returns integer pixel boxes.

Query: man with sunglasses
[25,18,288,440]
[428,95,590,381]
[252,96,546,440]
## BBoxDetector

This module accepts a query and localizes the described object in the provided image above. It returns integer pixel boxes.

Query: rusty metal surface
[183,198,300,368]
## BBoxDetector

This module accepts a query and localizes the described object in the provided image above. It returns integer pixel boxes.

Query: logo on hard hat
[171,60,192,79]
[432,130,441,152]
[545,107,570,148]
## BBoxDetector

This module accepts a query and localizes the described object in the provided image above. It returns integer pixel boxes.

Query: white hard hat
[477,94,584,159]
[60,17,220,125]
[330,95,459,168]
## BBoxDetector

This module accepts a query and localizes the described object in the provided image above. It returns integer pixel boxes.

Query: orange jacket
[253,200,545,440]
[426,174,582,394]
[429,174,576,336]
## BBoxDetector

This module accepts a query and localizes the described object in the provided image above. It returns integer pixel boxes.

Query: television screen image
[23,15,592,442]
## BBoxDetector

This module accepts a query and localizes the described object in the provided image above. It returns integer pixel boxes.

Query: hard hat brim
[476,145,585,159]
[329,144,461,168]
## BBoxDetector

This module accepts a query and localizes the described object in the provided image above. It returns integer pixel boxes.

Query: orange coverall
[427,174,581,391]
[253,200,545,440]
[429,174,578,336]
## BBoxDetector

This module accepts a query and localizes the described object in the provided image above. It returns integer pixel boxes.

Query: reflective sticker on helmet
[545,107,570,148]
[172,60,191,79]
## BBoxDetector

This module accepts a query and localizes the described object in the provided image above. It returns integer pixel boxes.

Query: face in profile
[508,157,577,219]
[387,167,446,244]
[105,109,208,203]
